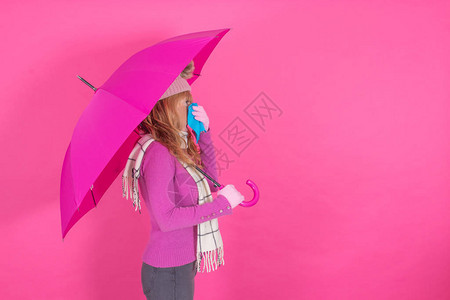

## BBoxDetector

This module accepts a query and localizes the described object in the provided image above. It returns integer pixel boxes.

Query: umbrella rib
[90,185,97,207]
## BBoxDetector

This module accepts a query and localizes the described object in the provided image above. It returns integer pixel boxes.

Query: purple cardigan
[138,128,233,267]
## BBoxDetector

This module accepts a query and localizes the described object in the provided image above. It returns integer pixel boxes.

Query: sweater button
[219,209,223,213]
[227,206,231,209]
[212,212,216,216]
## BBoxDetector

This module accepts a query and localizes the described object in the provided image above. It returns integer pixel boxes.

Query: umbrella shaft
[194,166,221,188]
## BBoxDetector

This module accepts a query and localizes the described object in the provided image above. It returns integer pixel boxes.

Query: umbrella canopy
[60,28,231,240]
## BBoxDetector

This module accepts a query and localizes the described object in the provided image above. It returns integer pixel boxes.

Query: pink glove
[192,105,210,131]
[217,184,244,208]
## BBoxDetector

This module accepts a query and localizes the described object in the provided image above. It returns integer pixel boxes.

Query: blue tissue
[187,103,207,143]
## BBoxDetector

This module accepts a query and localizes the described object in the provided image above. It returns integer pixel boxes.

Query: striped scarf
[122,130,225,273]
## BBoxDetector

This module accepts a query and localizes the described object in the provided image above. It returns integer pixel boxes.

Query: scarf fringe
[197,246,225,273]
[122,173,141,213]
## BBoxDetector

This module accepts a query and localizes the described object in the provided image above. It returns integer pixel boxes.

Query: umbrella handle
[218,179,259,207]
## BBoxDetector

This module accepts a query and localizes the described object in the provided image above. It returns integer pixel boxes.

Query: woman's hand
[192,105,210,131]
[217,184,245,208]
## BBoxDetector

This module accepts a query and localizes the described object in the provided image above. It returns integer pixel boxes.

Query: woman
[135,61,245,300]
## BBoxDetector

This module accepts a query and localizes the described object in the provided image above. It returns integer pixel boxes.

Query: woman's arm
[142,142,232,232]
[197,128,221,192]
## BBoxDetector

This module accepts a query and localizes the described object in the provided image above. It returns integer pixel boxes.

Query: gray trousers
[141,260,197,300]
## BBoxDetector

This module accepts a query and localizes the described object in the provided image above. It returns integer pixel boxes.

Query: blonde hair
[138,90,206,170]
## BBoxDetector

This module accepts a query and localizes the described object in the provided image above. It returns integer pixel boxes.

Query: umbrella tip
[77,75,97,92]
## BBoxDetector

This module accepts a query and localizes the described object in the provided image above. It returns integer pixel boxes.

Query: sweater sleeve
[197,127,221,192]
[141,142,233,232]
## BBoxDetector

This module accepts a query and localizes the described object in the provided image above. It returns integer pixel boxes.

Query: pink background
[1,0,449,299]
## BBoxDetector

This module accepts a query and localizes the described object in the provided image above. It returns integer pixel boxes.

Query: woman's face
[176,96,192,132]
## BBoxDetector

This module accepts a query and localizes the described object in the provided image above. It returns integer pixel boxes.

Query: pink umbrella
[60,28,258,240]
